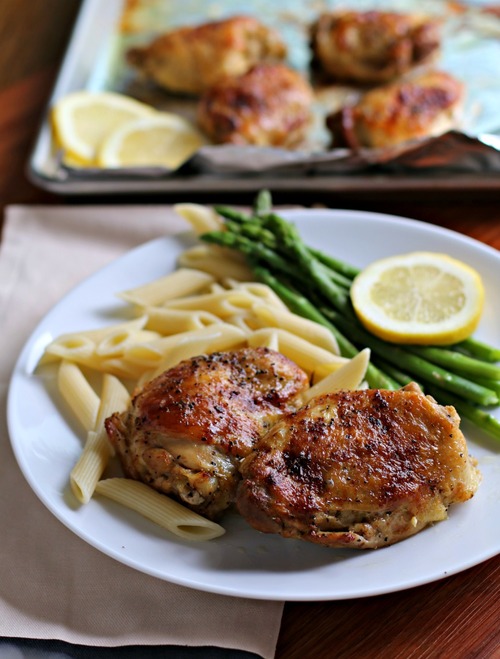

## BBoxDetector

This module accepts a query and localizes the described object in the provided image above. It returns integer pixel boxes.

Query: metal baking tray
[28,0,500,196]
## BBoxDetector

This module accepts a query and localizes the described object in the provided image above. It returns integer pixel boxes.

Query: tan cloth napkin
[0,205,284,657]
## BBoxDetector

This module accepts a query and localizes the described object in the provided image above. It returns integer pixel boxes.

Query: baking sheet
[28,0,500,195]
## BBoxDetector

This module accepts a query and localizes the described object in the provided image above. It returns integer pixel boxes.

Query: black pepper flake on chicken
[237,383,481,548]
[105,347,309,520]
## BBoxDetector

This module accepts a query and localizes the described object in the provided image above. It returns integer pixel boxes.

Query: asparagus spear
[325,309,498,407]
[453,336,500,363]
[409,346,500,381]
[262,213,353,315]
[214,204,361,281]
[202,230,297,279]
[252,189,273,216]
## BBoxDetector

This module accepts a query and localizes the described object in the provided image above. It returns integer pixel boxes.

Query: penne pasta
[49,317,147,346]
[225,313,260,333]
[118,267,215,307]
[41,334,95,364]
[312,361,346,383]
[207,282,226,294]
[144,307,222,335]
[163,289,258,317]
[96,329,160,357]
[98,357,150,380]
[150,326,247,376]
[39,317,149,367]
[71,430,110,504]
[178,244,254,281]
[248,328,347,376]
[300,349,371,404]
[57,360,100,432]
[252,303,340,354]
[95,478,225,541]
[173,202,222,235]
[246,328,280,351]
[124,325,246,366]
[223,281,289,311]
[70,374,130,503]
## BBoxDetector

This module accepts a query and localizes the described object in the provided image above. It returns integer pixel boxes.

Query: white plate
[7,209,500,601]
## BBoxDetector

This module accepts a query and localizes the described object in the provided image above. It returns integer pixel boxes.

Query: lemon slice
[350,252,484,345]
[97,114,207,170]
[52,91,156,165]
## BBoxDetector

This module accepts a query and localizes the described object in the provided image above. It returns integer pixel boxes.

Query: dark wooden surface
[1,2,499,657]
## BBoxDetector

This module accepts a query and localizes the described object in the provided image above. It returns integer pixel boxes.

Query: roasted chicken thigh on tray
[197,62,314,147]
[127,15,287,95]
[311,10,441,85]
[327,70,464,149]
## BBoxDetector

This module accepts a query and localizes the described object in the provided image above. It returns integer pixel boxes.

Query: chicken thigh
[327,70,463,149]
[127,15,287,95]
[310,10,441,84]
[237,383,480,548]
[197,62,313,148]
[105,347,309,519]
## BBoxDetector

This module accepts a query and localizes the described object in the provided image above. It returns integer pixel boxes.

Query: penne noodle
[248,328,347,376]
[312,361,346,383]
[57,360,100,432]
[95,478,225,541]
[150,326,247,376]
[98,357,149,380]
[71,430,111,504]
[50,317,147,345]
[70,374,131,503]
[41,335,95,363]
[207,282,226,294]
[96,329,160,357]
[224,281,289,311]
[39,318,150,367]
[178,244,254,281]
[300,349,371,404]
[163,290,257,317]
[94,373,131,442]
[246,328,280,351]
[144,307,222,335]
[225,313,260,333]
[173,202,222,235]
[252,303,340,354]
[118,268,215,307]
[124,325,246,366]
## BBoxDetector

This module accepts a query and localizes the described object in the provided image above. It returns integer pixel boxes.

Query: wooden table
[1,2,499,657]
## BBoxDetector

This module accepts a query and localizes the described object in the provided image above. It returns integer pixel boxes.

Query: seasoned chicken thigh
[197,62,313,148]
[105,348,309,519]
[327,70,463,148]
[127,15,287,95]
[237,383,480,548]
[310,10,441,84]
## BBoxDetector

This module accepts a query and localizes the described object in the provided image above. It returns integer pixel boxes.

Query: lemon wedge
[350,252,484,345]
[97,114,207,170]
[51,91,156,165]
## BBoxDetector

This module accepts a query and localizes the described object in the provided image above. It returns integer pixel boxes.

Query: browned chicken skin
[237,383,480,548]
[311,10,441,84]
[197,62,314,148]
[127,15,287,95]
[105,348,309,519]
[327,70,464,148]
